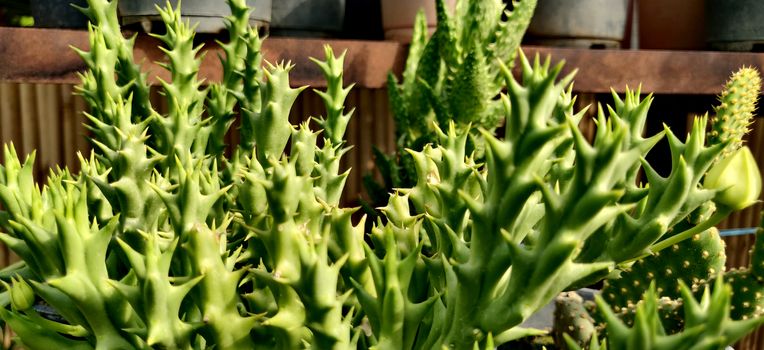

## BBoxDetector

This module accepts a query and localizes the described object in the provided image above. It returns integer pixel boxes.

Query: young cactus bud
[704,145,762,210]
[9,276,34,311]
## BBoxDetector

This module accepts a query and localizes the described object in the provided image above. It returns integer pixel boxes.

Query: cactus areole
[0,0,761,349]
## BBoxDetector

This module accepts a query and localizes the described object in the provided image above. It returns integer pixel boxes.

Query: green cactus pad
[602,228,726,312]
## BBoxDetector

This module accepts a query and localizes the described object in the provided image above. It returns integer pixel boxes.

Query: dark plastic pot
[30,0,89,28]
[706,0,764,51]
[271,0,345,37]
[526,0,629,48]
[118,0,271,33]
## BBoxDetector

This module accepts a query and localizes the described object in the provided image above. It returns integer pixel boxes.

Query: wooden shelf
[526,46,764,95]
[3,27,764,94]
[0,27,406,89]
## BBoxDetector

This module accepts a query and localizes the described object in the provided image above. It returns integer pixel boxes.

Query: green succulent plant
[363,0,538,221]
[0,0,762,349]
[590,68,762,343]
[565,280,764,350]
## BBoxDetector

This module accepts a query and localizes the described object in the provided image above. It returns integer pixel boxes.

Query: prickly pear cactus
[722,269,764,320]
[566,280,764,350]
[601,227,726,318]
[594,293,685,336]
[702,213,764,321]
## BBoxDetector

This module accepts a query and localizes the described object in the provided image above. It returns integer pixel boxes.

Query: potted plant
[118,0,270,33]
[0,0,762,349]
[270,0,345,37]
[526,0,630,48]
[706,0,764,51]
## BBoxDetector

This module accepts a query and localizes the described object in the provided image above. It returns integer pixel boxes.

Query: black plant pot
[271,0,346,37]
[706,0,764,51]
[30,0,89,28]
[118,0,271,33]
[526,0,629,49]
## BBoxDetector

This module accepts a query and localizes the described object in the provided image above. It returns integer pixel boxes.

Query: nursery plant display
[0,1,762,350]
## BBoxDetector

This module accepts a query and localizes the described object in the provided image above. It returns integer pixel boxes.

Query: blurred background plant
[0,0,33,27]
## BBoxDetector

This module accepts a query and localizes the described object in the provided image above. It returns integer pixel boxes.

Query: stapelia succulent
[595,67,762,340]
[0,0,762,349]
[0,0,359,348]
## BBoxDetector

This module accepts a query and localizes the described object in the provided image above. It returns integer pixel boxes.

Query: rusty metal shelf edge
[3,27,764,94]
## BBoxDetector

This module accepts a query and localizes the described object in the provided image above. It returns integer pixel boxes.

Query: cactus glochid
[0,1,762,349]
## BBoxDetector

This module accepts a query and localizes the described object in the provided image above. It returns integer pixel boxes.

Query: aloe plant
[0,0,761,349]
[363,0,538,220]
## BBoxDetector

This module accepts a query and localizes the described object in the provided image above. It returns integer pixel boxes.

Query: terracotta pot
[118,0,271,33]
[381,0,455,43]
[526,0,629,48]
[638,0,705,50]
